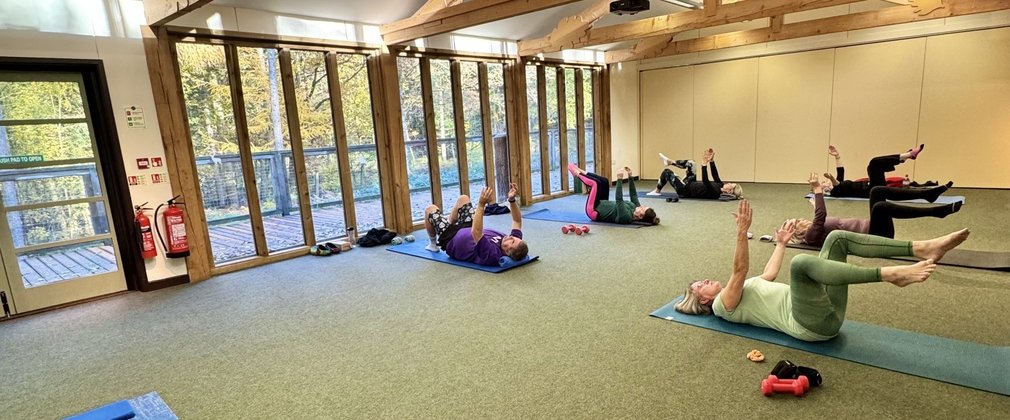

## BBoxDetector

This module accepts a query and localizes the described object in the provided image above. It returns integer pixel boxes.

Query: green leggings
[790,230,913,337]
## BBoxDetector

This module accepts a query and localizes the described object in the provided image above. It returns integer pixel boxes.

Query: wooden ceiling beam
[411,0,465,18]
[520,0,864,56]
[605,0,1010,63]
[144,0,214,27]
[516,0,613,57]
[381,0,583,45]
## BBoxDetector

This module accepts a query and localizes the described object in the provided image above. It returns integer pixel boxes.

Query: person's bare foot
[881,259,936,287]
[912,228,970,263]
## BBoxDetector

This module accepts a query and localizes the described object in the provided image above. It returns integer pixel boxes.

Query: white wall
[609,61,639,176]
[0,0,185,281]
[627,10,1010,188]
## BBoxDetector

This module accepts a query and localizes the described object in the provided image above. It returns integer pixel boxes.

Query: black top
[828,166,870,199]
[681,161,724,199]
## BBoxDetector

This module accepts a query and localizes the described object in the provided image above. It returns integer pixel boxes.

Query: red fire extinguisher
[155,195,191,258]
[134,203,157,259]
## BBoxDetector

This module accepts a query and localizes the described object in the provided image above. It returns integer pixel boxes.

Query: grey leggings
[789,230,912,337]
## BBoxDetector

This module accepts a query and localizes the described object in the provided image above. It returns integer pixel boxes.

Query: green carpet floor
[1,183,1008,418]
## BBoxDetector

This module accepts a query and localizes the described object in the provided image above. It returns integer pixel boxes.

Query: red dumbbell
[561,224,577,234]
[574,225,590,235]
[761,375,810,397]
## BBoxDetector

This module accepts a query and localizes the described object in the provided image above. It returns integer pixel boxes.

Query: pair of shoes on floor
[771,360,823,387]
[357,228,397,247]
[309,242,342,256]
[390,235,416,245]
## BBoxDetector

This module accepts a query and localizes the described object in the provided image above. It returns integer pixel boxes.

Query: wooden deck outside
[17,244,118,288]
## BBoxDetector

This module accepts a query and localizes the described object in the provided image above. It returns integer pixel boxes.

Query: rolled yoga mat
[804,193,965,204]
[651,296,1010,396]
[522,208,651,228]
[386,239,538,273]
[636,191,679,200]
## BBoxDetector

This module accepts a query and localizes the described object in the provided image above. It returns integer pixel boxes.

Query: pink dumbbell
[761,375,810,397]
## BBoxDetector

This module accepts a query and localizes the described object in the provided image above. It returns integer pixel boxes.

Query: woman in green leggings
[675,200,969,341]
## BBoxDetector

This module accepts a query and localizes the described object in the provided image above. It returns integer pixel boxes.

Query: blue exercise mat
[651,296,1010,396]
[522,208,649,228]
[386,240,538,273]
[68,392,177,420]
[804,193,964,204]
[636,191,679,200]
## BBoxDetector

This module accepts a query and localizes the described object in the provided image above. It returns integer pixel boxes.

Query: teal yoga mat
[804,193,964,204]
[651,296,1010,395]
[386,240,538,273]
[523,208,649,228]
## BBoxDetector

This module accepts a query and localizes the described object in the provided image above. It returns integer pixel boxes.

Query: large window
[397,57,434,221]
[487,63,510,203]
[460,61,486,199]
[525,63,599,198]
[177,38,384,267]
[431,59,460,208]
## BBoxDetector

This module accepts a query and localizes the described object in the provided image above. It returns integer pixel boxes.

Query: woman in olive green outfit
[675,200,969,341]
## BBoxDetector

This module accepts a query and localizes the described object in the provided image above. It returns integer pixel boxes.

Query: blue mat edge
[386,241,539,273]
[650,296,1010,396]
[523,208,648,228]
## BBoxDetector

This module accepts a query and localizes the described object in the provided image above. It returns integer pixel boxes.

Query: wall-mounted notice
[137,158,150,170]
[151,157,163,167]
[125,106,146,129]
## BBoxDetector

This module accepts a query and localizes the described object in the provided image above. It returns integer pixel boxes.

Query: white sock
[425,239,439,252]
[659,152,671,165]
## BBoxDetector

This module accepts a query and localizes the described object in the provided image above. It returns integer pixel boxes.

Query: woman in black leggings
[823,144,926,198]
[791,173,960,246]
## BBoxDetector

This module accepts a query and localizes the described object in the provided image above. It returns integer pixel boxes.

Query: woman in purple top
[423,184,528,266]
[789,173,962,246]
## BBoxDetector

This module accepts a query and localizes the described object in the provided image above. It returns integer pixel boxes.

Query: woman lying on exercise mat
[646,148,742,200]
[675,199,969,341]
[788,173,960,247]
[821,144,937,198]
[567,163,659,225]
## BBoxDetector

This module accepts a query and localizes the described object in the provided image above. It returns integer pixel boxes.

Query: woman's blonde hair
[674,285,712,315]
[789,218,812,244]
[730,184,743,198]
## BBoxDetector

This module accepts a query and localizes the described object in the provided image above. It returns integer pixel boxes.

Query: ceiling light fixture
[660,0,703,9]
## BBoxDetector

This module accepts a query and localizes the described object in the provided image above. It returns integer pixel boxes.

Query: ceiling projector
[610,0,650,15]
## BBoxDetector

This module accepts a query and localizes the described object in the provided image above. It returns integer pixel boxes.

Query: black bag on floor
[357,228,397,247]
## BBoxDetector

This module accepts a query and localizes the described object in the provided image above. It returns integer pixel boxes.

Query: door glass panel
[7,201,109,247]
[431,59,460,208]
[1,163,100,206]
[18,239,117,288]
[0,80,85,120]
[398,57,433,221]
[525,65,542,196]
[177,42,257,264]
[338,54,384,232]
[487,64,509,203]
[0,123,94,160]
[460,61,485,199]
[545,68,560,193]
[291,50,345,242]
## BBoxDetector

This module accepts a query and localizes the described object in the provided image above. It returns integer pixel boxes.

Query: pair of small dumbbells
[390,235,416,245]
[561,224,590,235]
[761,375,810,397]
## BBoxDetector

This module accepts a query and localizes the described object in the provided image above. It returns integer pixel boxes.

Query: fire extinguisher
[134,203,157,259]
[155,195,191,258]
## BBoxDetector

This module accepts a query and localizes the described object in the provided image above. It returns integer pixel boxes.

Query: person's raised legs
[899,144,925,161]
[448,194,471,225]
